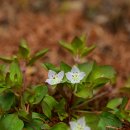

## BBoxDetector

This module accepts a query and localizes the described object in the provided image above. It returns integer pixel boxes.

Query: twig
[106,126,120,130]
[21,61,27,92]
[74,91,109,109]
[73,110,101,114]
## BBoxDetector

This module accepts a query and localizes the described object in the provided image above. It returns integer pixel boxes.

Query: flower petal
[71,66,80,73]
[66,72,73,81]
[46,79,58,85]
[79,72,86,80]
[69,121,77,130]
[84,126,91,130]
[71,79,80,84]
[48,70,56,79]
[77,117,86,127]
[45,79,52,85]
[57,71,64,80]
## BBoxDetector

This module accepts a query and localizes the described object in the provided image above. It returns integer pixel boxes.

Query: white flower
[66,66,86,84]
[45,70,64,85]
[69,117,90,130]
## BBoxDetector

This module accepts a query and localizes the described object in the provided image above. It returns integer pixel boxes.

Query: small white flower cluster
[69,117,91,130]
[45,66,86,85]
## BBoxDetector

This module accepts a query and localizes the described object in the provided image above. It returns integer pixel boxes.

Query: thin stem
[74,54,81,64]
[57,84,69,102]
[21,61,27,92]
[26,88,34,94]
[74,91,109,109]
[69,84,77,107]
[26,104,30,113]
[73,110,101,114]
[74,84,78,93]
[69,90,74,107]
[106,126,119,130]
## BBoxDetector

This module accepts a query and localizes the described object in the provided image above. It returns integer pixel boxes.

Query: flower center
[76,123,84,130]
[72,72,79,81]
[53,75,58,79]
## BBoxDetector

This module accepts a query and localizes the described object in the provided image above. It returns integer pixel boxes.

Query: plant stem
[73,110,101,114]
[106,126,119,130]
[75,91,109,109]
[21,61,27,92]
[69,90,74,107]
[56,84,70,106]
[74,54,81,64]
[26,104,30,113]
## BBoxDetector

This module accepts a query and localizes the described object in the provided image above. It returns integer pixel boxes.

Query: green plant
[0,36,128,130]
[0,39,49,130]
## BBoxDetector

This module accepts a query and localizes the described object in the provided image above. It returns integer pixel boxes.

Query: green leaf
[71,36,96,57]
[23,126,33,130]
[81,45,96,57]
[50,122,69,130]
[0,83,9,93]
[116,109,130,122]
[24,119,44,130]
[80,34,86,43]
[32,112,47,121]
[10,59,23,86]
[85,113,100,130]
[60,62,71,72]
[98,112,122,130]
[19,39,30,59]
[75,86,93,99]
[88,64,116,87]
[28,85,48,104]
[55,98,68,121]
[42,101,52,118]
[78,62,94,79]
[0,56,12,63]
[120,97,128,110]
[32,119,45,130]
[0,87,7,94]
[42,63,59,72]
[71,36,83,52]
[17,109,31,122]
[22,91,30,104]
[0,65,6,81]
[90,65,116,80]
[59,36,95,57]
[92,77,110,88]
[107,98,123,110]
[0,114,24,130]
[59,40,74,54]
[42,124,51,130]
[28,49,48,65]
[0,92,15,111]
[44,95,58,109]
[42,95,58,118]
